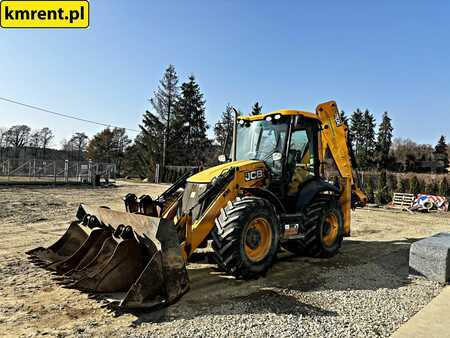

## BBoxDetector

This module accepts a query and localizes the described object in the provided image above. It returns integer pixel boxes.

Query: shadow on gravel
[270,238,420,291]
[126,238,420,326]
[130,288,337,326]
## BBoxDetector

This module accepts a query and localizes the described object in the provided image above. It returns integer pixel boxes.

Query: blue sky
[0,0,449,147]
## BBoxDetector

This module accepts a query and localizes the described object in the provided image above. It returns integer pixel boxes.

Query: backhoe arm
[316,101,367,235]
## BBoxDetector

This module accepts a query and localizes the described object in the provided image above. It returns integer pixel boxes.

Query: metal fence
[0,158,116,185]
[155,164,200,183]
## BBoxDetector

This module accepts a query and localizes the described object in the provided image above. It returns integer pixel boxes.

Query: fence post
[64,160,69,183]
[155,163,160,184]
[76,162,79,183]
[54,161,57,184]
[92,163,97,188]
[88,160,92,184]
[106,165,111,184]
[7,159,10,182]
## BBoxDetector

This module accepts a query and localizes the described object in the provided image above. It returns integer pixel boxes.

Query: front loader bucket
[27,204,189,310]
[26,221,92,265]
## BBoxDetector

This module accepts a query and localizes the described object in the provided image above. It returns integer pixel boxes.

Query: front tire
[282,196,344,257]
[211,196,279,279]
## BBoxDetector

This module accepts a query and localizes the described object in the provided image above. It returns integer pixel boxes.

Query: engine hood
[187,160,264,184]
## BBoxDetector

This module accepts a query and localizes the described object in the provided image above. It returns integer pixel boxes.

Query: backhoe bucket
[27,204,189,310]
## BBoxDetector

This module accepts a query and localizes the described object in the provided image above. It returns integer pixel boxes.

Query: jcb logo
[244,169,264,181]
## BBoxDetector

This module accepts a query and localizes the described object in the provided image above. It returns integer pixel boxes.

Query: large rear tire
[282,196,344,258]
[211,196,279,279]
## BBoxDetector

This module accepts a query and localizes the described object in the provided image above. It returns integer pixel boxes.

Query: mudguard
[296,178,340,211]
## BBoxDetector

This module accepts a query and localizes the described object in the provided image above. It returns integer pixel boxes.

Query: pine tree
[424,179,433,195]
[434,135,449,171]
[430,179,439,195]
[398,176,409,193]
[366,176,375,203]
[214,104,234,153]
[409,176,421,195]
[350,109,376,169]
[375,112,393,168]
[438,177,449,197]
[375,170,388,205]
[251,102,262,115]
[350,109,366,167]
[149,65,179,174]
[435,135,448,154]
[173,75,209,165]
[386,173,397,200]
[340,110,349,125]
[360,110,376,169]
[139,65,179,178]
[138,111,166,178]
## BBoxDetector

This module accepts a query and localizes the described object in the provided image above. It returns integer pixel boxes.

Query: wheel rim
[244,217,272,262]
[322,212,339,247]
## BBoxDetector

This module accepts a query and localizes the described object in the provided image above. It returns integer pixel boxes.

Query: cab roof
[237,109,320,122]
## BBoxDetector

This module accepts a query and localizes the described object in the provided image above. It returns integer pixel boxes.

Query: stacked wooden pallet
[390,192,415,210]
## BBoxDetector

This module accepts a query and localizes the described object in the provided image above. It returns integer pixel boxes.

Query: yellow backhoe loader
[27,101,367,310]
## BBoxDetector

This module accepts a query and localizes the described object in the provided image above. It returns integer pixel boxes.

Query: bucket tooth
[72,237,144,292]
[123,193,139,213]
[138,195,158,216]
[61,282,78,289]
[35,261,50,268]
[28,256,45,263]
[66,235,119,281]
[53,275,70,282]
[119,251,166,308]
[47,228,112,274]
[70,229,112,271]
[26,221,91,265]
[119,219,189,309]
[60,279,75,286]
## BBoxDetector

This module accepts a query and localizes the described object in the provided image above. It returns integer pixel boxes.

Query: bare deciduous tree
[40,127,54,159]
[7,125,31,158]
[86,128,131,175]
[69,132,89,161]
[29,130,42,158]
[0,127,9,161]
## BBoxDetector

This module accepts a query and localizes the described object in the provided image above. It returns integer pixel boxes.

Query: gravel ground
[0,182,449,337]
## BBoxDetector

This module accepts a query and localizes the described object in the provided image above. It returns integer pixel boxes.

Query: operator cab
[225,110,322,210]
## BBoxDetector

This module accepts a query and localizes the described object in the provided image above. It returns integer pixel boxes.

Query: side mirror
[272,152,282,161]
[218,154,227,163]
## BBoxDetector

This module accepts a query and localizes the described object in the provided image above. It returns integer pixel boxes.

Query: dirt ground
[0,182,449,337]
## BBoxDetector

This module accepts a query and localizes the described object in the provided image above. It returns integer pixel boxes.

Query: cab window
[287,129,316,195]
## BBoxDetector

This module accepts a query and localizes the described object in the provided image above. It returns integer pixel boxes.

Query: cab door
[286,124,319,197]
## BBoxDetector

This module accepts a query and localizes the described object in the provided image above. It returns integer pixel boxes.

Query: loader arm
[178,168,239,258]
[316,101,367,235]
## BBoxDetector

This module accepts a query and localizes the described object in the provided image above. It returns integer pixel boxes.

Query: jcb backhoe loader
[27,101,367,310]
